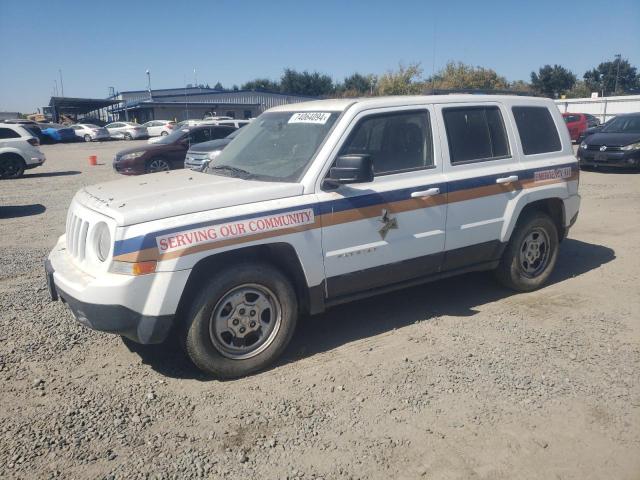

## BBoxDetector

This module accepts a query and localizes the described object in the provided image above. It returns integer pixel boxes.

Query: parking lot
[1,141,639,479]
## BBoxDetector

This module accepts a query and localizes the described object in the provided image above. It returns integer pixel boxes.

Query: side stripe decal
[113,163,578,262]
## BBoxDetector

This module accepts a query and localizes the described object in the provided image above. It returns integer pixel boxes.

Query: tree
[584,58,638,96]
[508,80,532,93]
[213,81,224,90]
[279,69,334,96]
[565,80,592,99]
[342,73,375,95]
[376,63,423,96]
[530,65,576,98]
[426,62,508,90]
[241,78,280,91]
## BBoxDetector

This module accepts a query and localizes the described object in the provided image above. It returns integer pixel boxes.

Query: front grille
[587,145,622,152]
[66,210,90,261]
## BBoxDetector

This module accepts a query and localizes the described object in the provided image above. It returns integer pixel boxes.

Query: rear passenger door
[319,106,447,298]
[436,103,519,270]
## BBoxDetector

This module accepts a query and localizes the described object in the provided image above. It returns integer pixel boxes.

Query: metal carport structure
[46,97,121,122]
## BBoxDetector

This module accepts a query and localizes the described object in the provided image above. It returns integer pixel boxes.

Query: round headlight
[207,150,222,161]
[94,222,111,262]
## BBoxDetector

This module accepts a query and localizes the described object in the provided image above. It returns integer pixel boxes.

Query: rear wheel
[182,262,298,379]
[124,132,133,140]
[495,211,559,292]
[160,131,169,136]
[83,134,92,142]
[0,154,25,179]
[145,157,170,173]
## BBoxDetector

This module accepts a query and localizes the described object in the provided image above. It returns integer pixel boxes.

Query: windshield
[155,127,189,144]
[602,116,640,134]
[206,111,339,182]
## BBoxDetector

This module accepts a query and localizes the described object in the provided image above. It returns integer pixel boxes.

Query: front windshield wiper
[209,164,253,177]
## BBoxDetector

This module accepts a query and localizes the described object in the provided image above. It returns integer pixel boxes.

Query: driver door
[318,106,447,298]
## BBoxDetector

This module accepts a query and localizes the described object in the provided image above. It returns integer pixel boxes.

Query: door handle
[411,187,440,198]
[496,175,518,184]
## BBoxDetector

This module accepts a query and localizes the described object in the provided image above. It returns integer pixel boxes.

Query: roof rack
[422,88,540,97]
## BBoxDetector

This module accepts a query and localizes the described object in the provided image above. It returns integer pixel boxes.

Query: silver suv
[0,124,46,179]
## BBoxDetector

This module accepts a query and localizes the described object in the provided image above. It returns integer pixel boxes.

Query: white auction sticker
[288,112,331,124]
[156,208,315,254]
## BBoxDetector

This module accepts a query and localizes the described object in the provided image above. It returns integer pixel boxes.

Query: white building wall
[555,95,640,122]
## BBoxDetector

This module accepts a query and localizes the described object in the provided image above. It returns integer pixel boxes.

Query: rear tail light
[167,124,175,129]
[27,137,39,146]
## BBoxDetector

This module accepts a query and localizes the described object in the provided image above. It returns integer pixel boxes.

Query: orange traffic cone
[89,155,97,166]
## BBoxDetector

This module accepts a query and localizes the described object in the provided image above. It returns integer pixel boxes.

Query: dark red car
[113,124,236,175]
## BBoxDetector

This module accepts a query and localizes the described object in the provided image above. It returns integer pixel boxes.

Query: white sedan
[104,122,148,140]
[70,124,110,142]
[142,120,176,137]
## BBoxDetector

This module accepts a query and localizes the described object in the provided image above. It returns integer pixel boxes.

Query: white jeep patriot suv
[46,95,580,378]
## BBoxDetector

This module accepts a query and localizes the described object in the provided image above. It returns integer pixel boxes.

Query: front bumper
[113,156,145,175]
[46,237,190,344]
[578,149,640,168]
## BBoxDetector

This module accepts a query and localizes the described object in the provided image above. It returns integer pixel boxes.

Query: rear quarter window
[0,127,21,139]
[512,107,562,155]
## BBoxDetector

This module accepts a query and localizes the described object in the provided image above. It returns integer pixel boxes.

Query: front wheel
[160,131,168,136]
[84,134,92,142]
[145,157,170,173]
[124,132,133,140]
[495,211,559,292]
[182,262,298,379]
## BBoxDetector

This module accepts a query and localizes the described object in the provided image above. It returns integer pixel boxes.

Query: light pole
[613,54,622,94]
[58,69,64,97]
[146,69,152,100]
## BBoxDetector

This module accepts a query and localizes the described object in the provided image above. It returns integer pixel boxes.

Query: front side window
[512,106,562,155]
[189,128,212,144]
[207,111,340,182]
[340,110,433,175]
[443,106,510,164]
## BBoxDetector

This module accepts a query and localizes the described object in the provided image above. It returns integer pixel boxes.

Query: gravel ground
[1,141,639,480]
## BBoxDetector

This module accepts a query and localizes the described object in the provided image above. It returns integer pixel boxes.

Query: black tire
[0,154,26,179]
[145,157,171,173]
[83,134,92,142]
[495,211,559,292]
[160,131,168,136]
[124,133,133,140]
[182,262,298,379]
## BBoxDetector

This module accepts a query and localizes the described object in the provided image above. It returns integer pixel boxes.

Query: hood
[116,143,173,156]
[75,169,303,226]
[585,132,640,147]
[189,138,232,153]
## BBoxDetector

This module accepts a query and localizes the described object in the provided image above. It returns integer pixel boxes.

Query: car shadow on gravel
[124,238,615,380]
[0,203,46,218]
[21,170,81,178]
[280,238,616,367]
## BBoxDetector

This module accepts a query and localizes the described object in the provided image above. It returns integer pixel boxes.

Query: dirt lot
[1,141,639,480]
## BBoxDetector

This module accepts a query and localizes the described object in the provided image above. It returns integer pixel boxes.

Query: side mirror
[325,154,373,187]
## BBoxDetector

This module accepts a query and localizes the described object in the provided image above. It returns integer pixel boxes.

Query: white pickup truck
[46,95,580,378]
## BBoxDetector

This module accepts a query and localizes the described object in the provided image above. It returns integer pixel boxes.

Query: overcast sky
[1,0,638,112]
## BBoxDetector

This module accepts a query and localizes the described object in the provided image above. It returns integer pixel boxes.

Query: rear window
[563,114,581,123]
[512,107,562,155]
[443,106,510,164]
[0,127,21,139]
